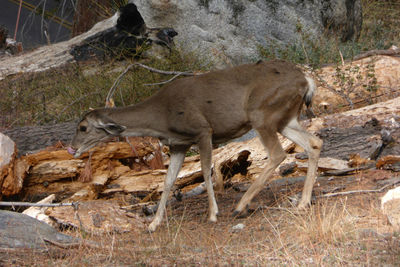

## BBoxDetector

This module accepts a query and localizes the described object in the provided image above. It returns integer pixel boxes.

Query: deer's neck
[105,100,167,138]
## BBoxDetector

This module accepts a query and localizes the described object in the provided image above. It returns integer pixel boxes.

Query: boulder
[0,210,79,249]
[133,0,362,65]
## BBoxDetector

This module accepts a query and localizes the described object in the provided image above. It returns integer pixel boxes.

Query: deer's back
[155,60,308,142]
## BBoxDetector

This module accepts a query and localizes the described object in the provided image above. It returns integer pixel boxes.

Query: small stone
[231,223,245,232]
[279,162,297,176]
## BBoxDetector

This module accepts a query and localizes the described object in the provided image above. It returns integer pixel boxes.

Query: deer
[67,60,322,232]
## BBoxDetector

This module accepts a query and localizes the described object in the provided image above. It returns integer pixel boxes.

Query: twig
[353,47,400,61]
[144,73,184,86]
[319,47,400,68]
[0,201,75,207]
[44,239,82,249]
[105,63,198,106]
[322,164,374,176]
[106,64,135,107]
[318,183,395,198]
[140,186,160,203]
[133,62,196,76]
[315,72,354,109]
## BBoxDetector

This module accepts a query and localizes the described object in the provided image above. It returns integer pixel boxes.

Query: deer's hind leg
[280,118,322,208]
[198,131,219,222]
[234,128,286,216]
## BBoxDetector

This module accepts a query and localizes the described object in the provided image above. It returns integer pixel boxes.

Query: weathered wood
[353,46,400,61]
[47,200,145,234]
[2,96,399,205]
[296,157,349,171]
[317,122,382,160]
[307,96,400,132]
[3,122,75,156]
[1,137,163,200]
[0,133,21,197]
[312,55,400,113]
[21,194,57,227]
[305,97,400,161]
[70,4,177,62]
[0,3,177,81]
[377,155,400,172]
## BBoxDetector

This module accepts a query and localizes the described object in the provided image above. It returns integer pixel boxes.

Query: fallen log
[0,3,177,81]
[1,137,163,200]
[1,96,399,209]
[0,133,28,197]
[46,200,145,234]
[376,155,400,172]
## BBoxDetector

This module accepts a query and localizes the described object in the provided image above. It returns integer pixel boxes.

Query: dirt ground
[1,168,400,266]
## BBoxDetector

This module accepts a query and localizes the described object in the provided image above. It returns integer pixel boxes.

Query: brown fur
[69,60,322,232]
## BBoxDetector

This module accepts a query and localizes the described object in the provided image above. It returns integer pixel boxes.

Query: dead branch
[144,73,184,86]
[140,186,159,203]
[133,63,196,76]
[319,47,400,68]
[314,72,355,109]
[106,64,135,107]
[105,63,198,107]
[353,47,400,61]
[44,239,83,249]
[322,164,374,176]
[0,201,76,207]
[318,182,397,198]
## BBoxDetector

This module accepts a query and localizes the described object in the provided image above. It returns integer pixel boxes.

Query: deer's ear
[96,121,126,135]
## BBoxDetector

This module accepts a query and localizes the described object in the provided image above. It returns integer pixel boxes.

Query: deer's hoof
[297,200,310,210]
[232,206,251,218]
[148,221,159,232]
[209,214,218,223]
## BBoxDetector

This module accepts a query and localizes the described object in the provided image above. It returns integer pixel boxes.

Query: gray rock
[0,210,79,249]
[231,223,245,232]
[133,0,362,66]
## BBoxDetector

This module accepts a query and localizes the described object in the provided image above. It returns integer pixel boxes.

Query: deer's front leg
[148,145,188,232]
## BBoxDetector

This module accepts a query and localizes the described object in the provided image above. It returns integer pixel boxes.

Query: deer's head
[68,110,126,158]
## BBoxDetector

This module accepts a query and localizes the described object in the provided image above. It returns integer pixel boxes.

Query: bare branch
[144,73,184,86]
[314,72,355,109]
[353,47,400,61]
[133,63,196,76]
[0,201,76,207]
[318,182,396,198]
[106,64,135,106]
[105,63,200,107]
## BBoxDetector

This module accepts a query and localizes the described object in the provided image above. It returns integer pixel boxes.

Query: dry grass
[2,178,400,266]
[1,1,400,265]
[0,49,209,129]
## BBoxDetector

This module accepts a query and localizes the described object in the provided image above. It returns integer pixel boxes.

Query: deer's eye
[79,126,87,132]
